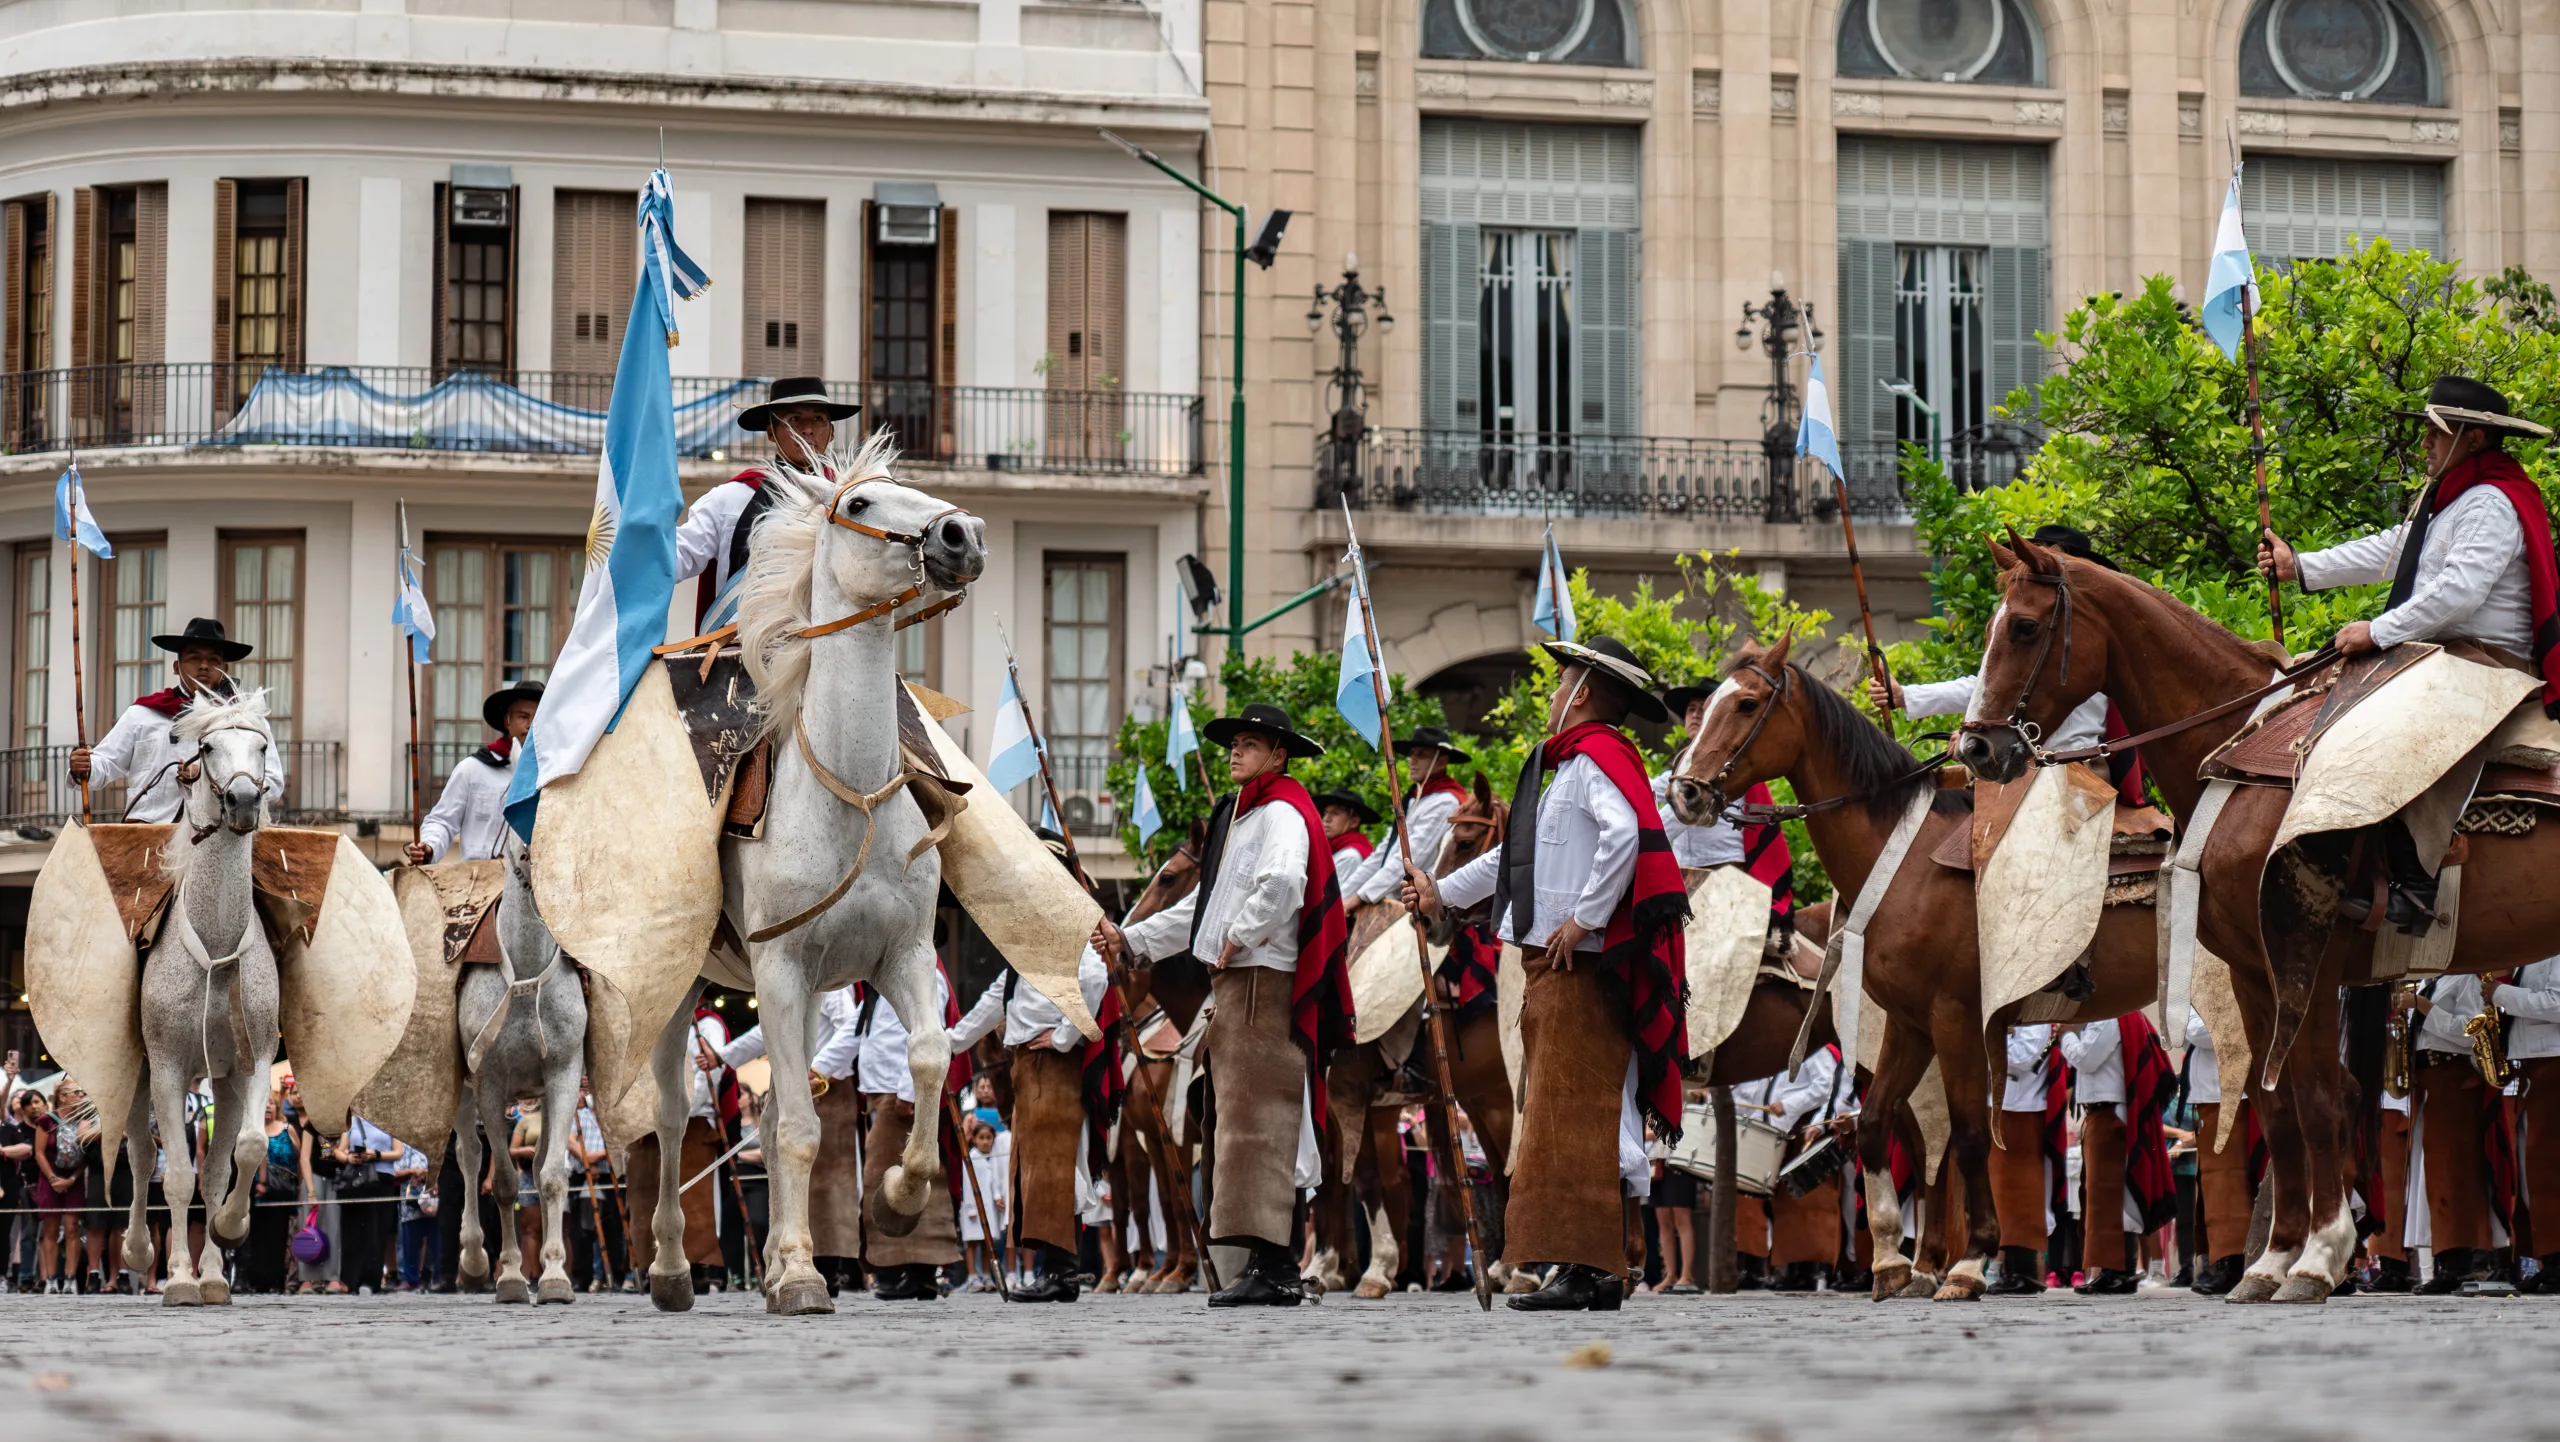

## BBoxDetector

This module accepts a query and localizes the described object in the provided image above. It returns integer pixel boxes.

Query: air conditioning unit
[452,187,511,229]
[877,204,938,246]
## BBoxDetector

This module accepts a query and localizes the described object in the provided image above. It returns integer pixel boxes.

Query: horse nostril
[938,518,968,547]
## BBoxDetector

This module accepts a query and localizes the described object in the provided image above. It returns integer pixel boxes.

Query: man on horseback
[1404,636,1689,1313]
[675,377,860,627]
[1092,703,1355,1308]
[1872,525,2117,760]
[1340,727,1471,917]
[2258,374,2560,933]
[1315,789,1380,880]
[404,681,541,864]
[70,617,286,824]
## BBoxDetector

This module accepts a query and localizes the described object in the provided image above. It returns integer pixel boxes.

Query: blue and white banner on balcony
[1795,353,1844,479]
[1131,762,1163,848]
[1336,548,1382,749]
[53,463,111,558]
[506,171,711,840]
[986,667,1042,795]
[2200,172,2259,363]
[1533,524,1577,644]
[1166,692,1200,788]
[216,368,758,457]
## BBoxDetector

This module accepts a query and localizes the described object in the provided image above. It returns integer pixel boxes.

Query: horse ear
[1473,770,1492,810]
[1764,626,1796,672]
[1986,530,2021,571]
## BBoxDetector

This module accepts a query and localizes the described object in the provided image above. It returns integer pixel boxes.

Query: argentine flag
[2200,172,2258,361]
[53,463,110,558]
[506,171,710,838]
[392,499,435,666]
[1336,546,1381,748]
[986,667,1042,794]
[1166,692,1200,788]
[1795,353,1845,477]
[1533,524,1577,643]
[1131,763,1163,847]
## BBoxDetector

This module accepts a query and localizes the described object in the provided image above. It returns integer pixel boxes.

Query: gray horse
[121,692,281,1306]
[451,827,589,1304]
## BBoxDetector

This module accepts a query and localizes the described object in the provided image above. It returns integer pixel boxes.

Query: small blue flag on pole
[1335,546,1382,749]
[1795,353,1845,478]
[1166,692,1200,787]
[2200,171,2258,362]
[1131,763,1163,847]
[53,463,111,559]
[391,499,435,666]
[1533,524,1577,643]
[987,665,1041,794]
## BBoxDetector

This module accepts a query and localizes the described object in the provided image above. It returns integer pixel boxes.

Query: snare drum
[1666,1102,1785,1195]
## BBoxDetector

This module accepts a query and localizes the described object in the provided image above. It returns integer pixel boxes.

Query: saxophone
[2466,985,2517,1089]
[2382,982,2417,1100]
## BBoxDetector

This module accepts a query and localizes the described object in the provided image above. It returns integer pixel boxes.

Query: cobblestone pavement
[8,1286,2560,1441]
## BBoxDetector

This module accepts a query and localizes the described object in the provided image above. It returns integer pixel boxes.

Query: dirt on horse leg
[1856,1019,1935,1300]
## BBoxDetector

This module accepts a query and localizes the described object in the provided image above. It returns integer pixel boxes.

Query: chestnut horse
[1095,830,1211,1294]
[1666,633,2161,1298]
[1956,535,2560,1301]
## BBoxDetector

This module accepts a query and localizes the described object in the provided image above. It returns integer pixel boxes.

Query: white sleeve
[1771,1052,1839,1130]
[1225,807,1309,953]
[2494,980,2560,1026]
[1899,674,1978,721]
[1437,845,1501,911]
[2006,1025,2050,1080]
[2059,1019,2118,1071]
[2368,496,2522,649]
[674,481,752,584]
[2184,1007,2213,1054]
[87,706,146,785]
[809,993,864,1079]
[1570,761,1640,932]
[1374,795,1456,903]
[1339,840,1390,904]
[950,975,1008,1051]
[2295,524,2404,592]
[418,761,474,860]
[1120,890,1197,963]
[716,1025,767,1068]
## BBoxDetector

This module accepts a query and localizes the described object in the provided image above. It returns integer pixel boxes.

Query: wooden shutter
[742,198,824,378]
[133,184,166,432]
[68,187,91,431]
[936,206,958,455]
[1419,218,1481,432]
[859,199,875,386]
[211,178,235,372]
[4,200,23,377]
[282,177,306,369]
[1572,226,1636,438]
[1985,243,2048,421]
[1835,237,1897,447]
[552,190,636,375]
[1047,213,1087,388]
[37,191,52,369]
[430,181,450,373]
[1089,214,1124,388]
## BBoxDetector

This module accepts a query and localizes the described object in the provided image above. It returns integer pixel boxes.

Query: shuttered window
[552,190,636,374]
[867,201,940,460]
[5,193,53,447]
[70,185,165,440]
[1834,139,2048,447]
[1421,119,1638,436]
[1047,212,1127,463]
[16,541,48,750]
[422,538,583,759]
[743,198,825,378]
[220,533,301,743]
[212,178,303,418]
[2241,157,2444,264]
[96,534,166,720]
[1043,553,1124,833]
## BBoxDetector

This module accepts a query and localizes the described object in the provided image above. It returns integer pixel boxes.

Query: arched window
[2239,0,2437,104]
[1837,0,2045,86]
[1421,0,1638,66]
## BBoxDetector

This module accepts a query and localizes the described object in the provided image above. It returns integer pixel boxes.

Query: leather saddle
[1928,799,2173,877]
[658,645,969,838]
[2201,640,2560,805]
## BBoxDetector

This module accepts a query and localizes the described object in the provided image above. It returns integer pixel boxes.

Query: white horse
[641,433,987,1315]
[122,692,282,1306]
[451,828,589,1304]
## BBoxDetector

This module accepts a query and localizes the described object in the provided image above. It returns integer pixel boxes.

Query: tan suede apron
[1009,1044,1086,1254]
[1204,965,1303,1248]
[1502,946,1634,1278]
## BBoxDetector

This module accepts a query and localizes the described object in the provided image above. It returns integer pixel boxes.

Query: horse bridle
[1701,660,1951,825]
[797,476,974,640]
[178,723,276,837]
[1959,566,2075,753]
[1705,660,1792,814]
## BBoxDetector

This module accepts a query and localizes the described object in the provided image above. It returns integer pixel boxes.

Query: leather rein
[1707,661,1949,826]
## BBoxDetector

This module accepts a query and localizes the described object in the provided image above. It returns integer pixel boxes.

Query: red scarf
[2434,452,2560,715]
[1540,721,1690,1135]
[2118,1012,2179,1233]
[1738,781,1794,924]
[133,688,189,718]
[2100,704,2150,807]
[1333,831,1375,863]
[1080,983,1127,1131]
[1232,772,1356,1122]
[692,1005,742,1125]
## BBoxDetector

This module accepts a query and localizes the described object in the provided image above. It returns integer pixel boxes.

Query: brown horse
[1666,633,2161,1298]
[1956,536,2560,1300]
[1093,829,1211,1294]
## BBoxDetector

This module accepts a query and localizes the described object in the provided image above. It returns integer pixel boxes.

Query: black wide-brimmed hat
[2393,375,2552,439]
[1201,702,1326,759]
[1661,680,1717,717]
[737,377,861,433]
[152,617,252,662]
[1394,726,1472,763]
[481,679,546,735]
[1541,636,1671,724]
[2028,523,2121,573]
[1312,789,1379,825]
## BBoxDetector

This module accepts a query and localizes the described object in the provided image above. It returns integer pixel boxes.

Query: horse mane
[1727,649,1937,822]
[171,688,272,746]
[735,429,902,742]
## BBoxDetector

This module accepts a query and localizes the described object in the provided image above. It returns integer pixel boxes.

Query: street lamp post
[1102,128,1290,659]
[1881,378,1942,466]
[1308,256,1393,508]
[1735,276,1822,523]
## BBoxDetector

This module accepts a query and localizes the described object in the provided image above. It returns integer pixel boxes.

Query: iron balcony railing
[407,739,486,818]
[0,364,1204,477]
[1323,430,2031,520]
[998,751,1118,838]
[0,740,344,833]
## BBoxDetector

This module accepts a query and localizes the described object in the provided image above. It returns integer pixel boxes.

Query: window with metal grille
[1893,246,1988,444]
[109,188,137,369]
[220,534,301,743]
[424,538,583,752]
[1042,554,1124,833]
[232,182,291,376]
[6,194,53,446]
[16,542,48,750]
[96,536,166,719]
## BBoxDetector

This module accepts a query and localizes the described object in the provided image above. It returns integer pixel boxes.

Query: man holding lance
[1340,727,1472,916]
[70,617,286,822]
[404,681,541,864]
[1405,636,1690,1312]
[675,378,858,628]
[1093,703,1356,1307]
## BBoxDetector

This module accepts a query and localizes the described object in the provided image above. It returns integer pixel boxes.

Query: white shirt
[1122,797,1310,973]
[2003,1024,2053,1112]
[419,748,514,862]
[1653,761,1745,869]
[1345,787,1462,905]
[1904,672,2109,752]
[951,946,1113,1054]
[2494,957,2560,1061]
[2061,1019,2124,1106]
[2298,482,2537,657]
[1738,1048,1844,1132]
[87,694,289,825]
[715,987,865,1081]
[2416,974,2485,1056]
[956,1149,1007,1240]
[674,477,764,598]
[1436,754,1638,954]
[855,968,952,1101]
[1331,842,1371,881]
[2185,1007,2221,1107]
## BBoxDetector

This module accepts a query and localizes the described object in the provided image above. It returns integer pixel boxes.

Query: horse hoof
[537,1278,576,1306]
[458,1262,491,1294]
[198,1276,232,1307]
[1900,1272,1941,1300]
[2272,1275,2334,1305]
[772,1278,834,1317]
[1932,1275,1986,1302]
[211,1222,249,1253]
[865,1183,923,1239]
[1354,1278,1391,1300]
[495,1276,532,1305]
[1869,1264,1910,1301]
[1094,1274,1123,1295]
[161,1280,202,1308]
[2225,1273,2282,1304]
[650,1270,696,1313]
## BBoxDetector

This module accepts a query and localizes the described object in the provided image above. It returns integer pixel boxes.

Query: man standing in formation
[71,617,285,820]
[1095,703,1354,1307]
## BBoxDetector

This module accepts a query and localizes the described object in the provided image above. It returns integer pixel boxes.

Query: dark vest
[1493,751,1547,945]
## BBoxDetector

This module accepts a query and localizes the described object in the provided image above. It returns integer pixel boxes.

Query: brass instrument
[2466,991,2517,1089]
[2382,982,2417,1100]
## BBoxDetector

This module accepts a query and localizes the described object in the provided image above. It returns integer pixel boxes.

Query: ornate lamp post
[1309,254,1392,508]
[1736,275,1821,522]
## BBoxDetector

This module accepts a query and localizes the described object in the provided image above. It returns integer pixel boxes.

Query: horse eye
[2009,616,2041,643]
[1735,698,1758,714]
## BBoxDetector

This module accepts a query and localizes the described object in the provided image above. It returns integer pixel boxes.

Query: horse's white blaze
[1965,604,2007,724]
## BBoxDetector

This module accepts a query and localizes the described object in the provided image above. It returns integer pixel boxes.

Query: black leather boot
[2367,1255,2415,1293]
[1735,1253,1770,1291]
[1987,1246,2046,1295]
[1769,1262,1819,1292]
[1208,1244,1305,1308]
[1505,1262,1624,1312]
[2074,1268,2140,1295]
[2189,1254,2244,1296]
[1010,1246,1081,1303]
[2417,1248,2473,1294]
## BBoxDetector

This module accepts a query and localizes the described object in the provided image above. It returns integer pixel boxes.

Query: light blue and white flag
[392,499,435,666]
[986,666,1042,794]
[1335,548,1381,749]
[1533,524,1577,643]
[1795,353,1844,477]
[505,170,710,839]
[1166,692,1200,788]
[2200,172,2258,362]
[1131,764,1163,847]
[53,463,111,558]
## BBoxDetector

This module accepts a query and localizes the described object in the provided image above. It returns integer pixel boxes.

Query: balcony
[0,365,1205,477]
[0,740,344,833]
[1323,430,2030,520]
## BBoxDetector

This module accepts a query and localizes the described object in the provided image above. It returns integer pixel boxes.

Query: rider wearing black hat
[70,617,285,825]
[406,680,545,864]
[1341,724,1475,916]
[1313,789,1381,878]
[674,376,864,628]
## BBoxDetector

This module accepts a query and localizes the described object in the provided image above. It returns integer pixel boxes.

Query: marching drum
[1666,1102,1786,1195]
